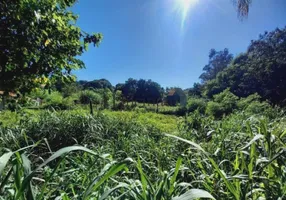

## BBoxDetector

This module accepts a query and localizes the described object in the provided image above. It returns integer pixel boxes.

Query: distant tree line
[53,78,168,108]
[116,78,164,105]
[189,27,286,106]
[76,78,165,105]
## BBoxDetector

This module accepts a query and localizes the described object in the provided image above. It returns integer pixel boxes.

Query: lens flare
[173,0,199,29]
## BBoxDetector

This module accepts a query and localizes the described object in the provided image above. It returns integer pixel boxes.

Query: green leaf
[165,134,206,153]
[99,183,130,200]
[172,189,215,200]
[0,152,13,174]
[241,134,264,150]
[168,157,183,195]
[137,158,148,200]
[0,167,13,193]
[83,158,132,199]
[17,146,98,199]
[208,157,239,200]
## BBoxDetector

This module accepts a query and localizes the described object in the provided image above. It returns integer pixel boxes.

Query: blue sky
[73,0,286,89]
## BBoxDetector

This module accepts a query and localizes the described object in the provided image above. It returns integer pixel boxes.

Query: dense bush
[79,90,102,105]
[187,97,207,113]
[206,89,238,118]
[237,93,275,116]
[206,101,224,118]
[42,91,74,110]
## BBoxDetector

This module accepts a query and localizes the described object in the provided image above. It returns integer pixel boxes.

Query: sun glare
[173,0,199,29]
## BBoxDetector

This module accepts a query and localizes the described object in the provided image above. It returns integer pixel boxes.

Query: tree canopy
[191,27,286,106]
[0,0,102,94]
[79,79,113,90]
[199,48,233,83]
[118,78,164,104]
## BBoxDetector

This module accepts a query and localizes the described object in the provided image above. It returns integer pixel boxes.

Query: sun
[173,0,199,29]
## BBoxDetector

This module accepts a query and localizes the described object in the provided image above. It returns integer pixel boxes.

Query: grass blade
[168,157,182,195]
[83,158,131,199]
[99,182,130,200]
[172,188,215,200]
[17,146,98,199]
[165,134,206,153]
[0,152,13,174]
[241,134,264,150]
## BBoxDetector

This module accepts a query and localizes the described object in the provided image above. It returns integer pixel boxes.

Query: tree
[145,80,163,104]
[121,78,137,104]
[188,82,203,97]
[202,27,286,105]
[145,80,163,112]
[102,88,112,109]
[134,79,148,104]
[79,90,102,105]
[0,0,102,97]
[199,48,233,83]
[81,79,113,90]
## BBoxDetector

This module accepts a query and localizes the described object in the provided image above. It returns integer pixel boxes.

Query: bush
[245,101,272,114]
[134,107,147,113]
[213,88,238,110]
[206,101,225,118]
[237,93,262,110]
[237,93,276,117]
[187,97,207,113]
[29,88,48,100]
[79,90,102,105]
[206,89,239,118]
[43,91,70,110]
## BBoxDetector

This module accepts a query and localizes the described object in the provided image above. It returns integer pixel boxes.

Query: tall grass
[0,109,285,199]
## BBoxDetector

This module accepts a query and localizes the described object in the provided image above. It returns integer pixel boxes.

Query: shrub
[79,90,102,105]
[237,93,276,117]
[134,107,147,113]
[29,88,48,99]
[43,91,69,109]
[187,97,207,113]
[245,101,272,114]
[213,88,238,110]
[206,89,239,118]
[206,101,225,118]
[237,93,262,110]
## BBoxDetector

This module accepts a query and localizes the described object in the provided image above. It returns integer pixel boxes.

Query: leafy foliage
[79,79,113,90]
[187,97,207,113]
[79,90,102,105]
[199,48,233,83]
[0,0,102,94]
[200,27,286,106]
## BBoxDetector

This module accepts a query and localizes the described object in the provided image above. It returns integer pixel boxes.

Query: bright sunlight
[173,0,199,29]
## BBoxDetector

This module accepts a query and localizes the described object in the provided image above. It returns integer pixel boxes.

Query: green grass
[102,110,179,133]
[0,109,285,199]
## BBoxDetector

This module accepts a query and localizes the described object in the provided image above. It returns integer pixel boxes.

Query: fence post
[89,99,93,115]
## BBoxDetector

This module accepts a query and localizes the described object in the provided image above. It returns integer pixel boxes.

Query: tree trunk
[1,95,5,110]
[156,102,159,113]
[89,100,93,115]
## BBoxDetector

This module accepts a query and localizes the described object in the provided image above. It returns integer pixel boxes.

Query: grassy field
[0,109,285,199]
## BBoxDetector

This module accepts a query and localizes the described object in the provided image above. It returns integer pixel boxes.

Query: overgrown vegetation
[0,0,285,199]
[0,108,285,199]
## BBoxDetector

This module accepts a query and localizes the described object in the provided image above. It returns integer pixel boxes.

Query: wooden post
[2,95,5,110]
[89,99,93,115]
[156,102,159,113]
